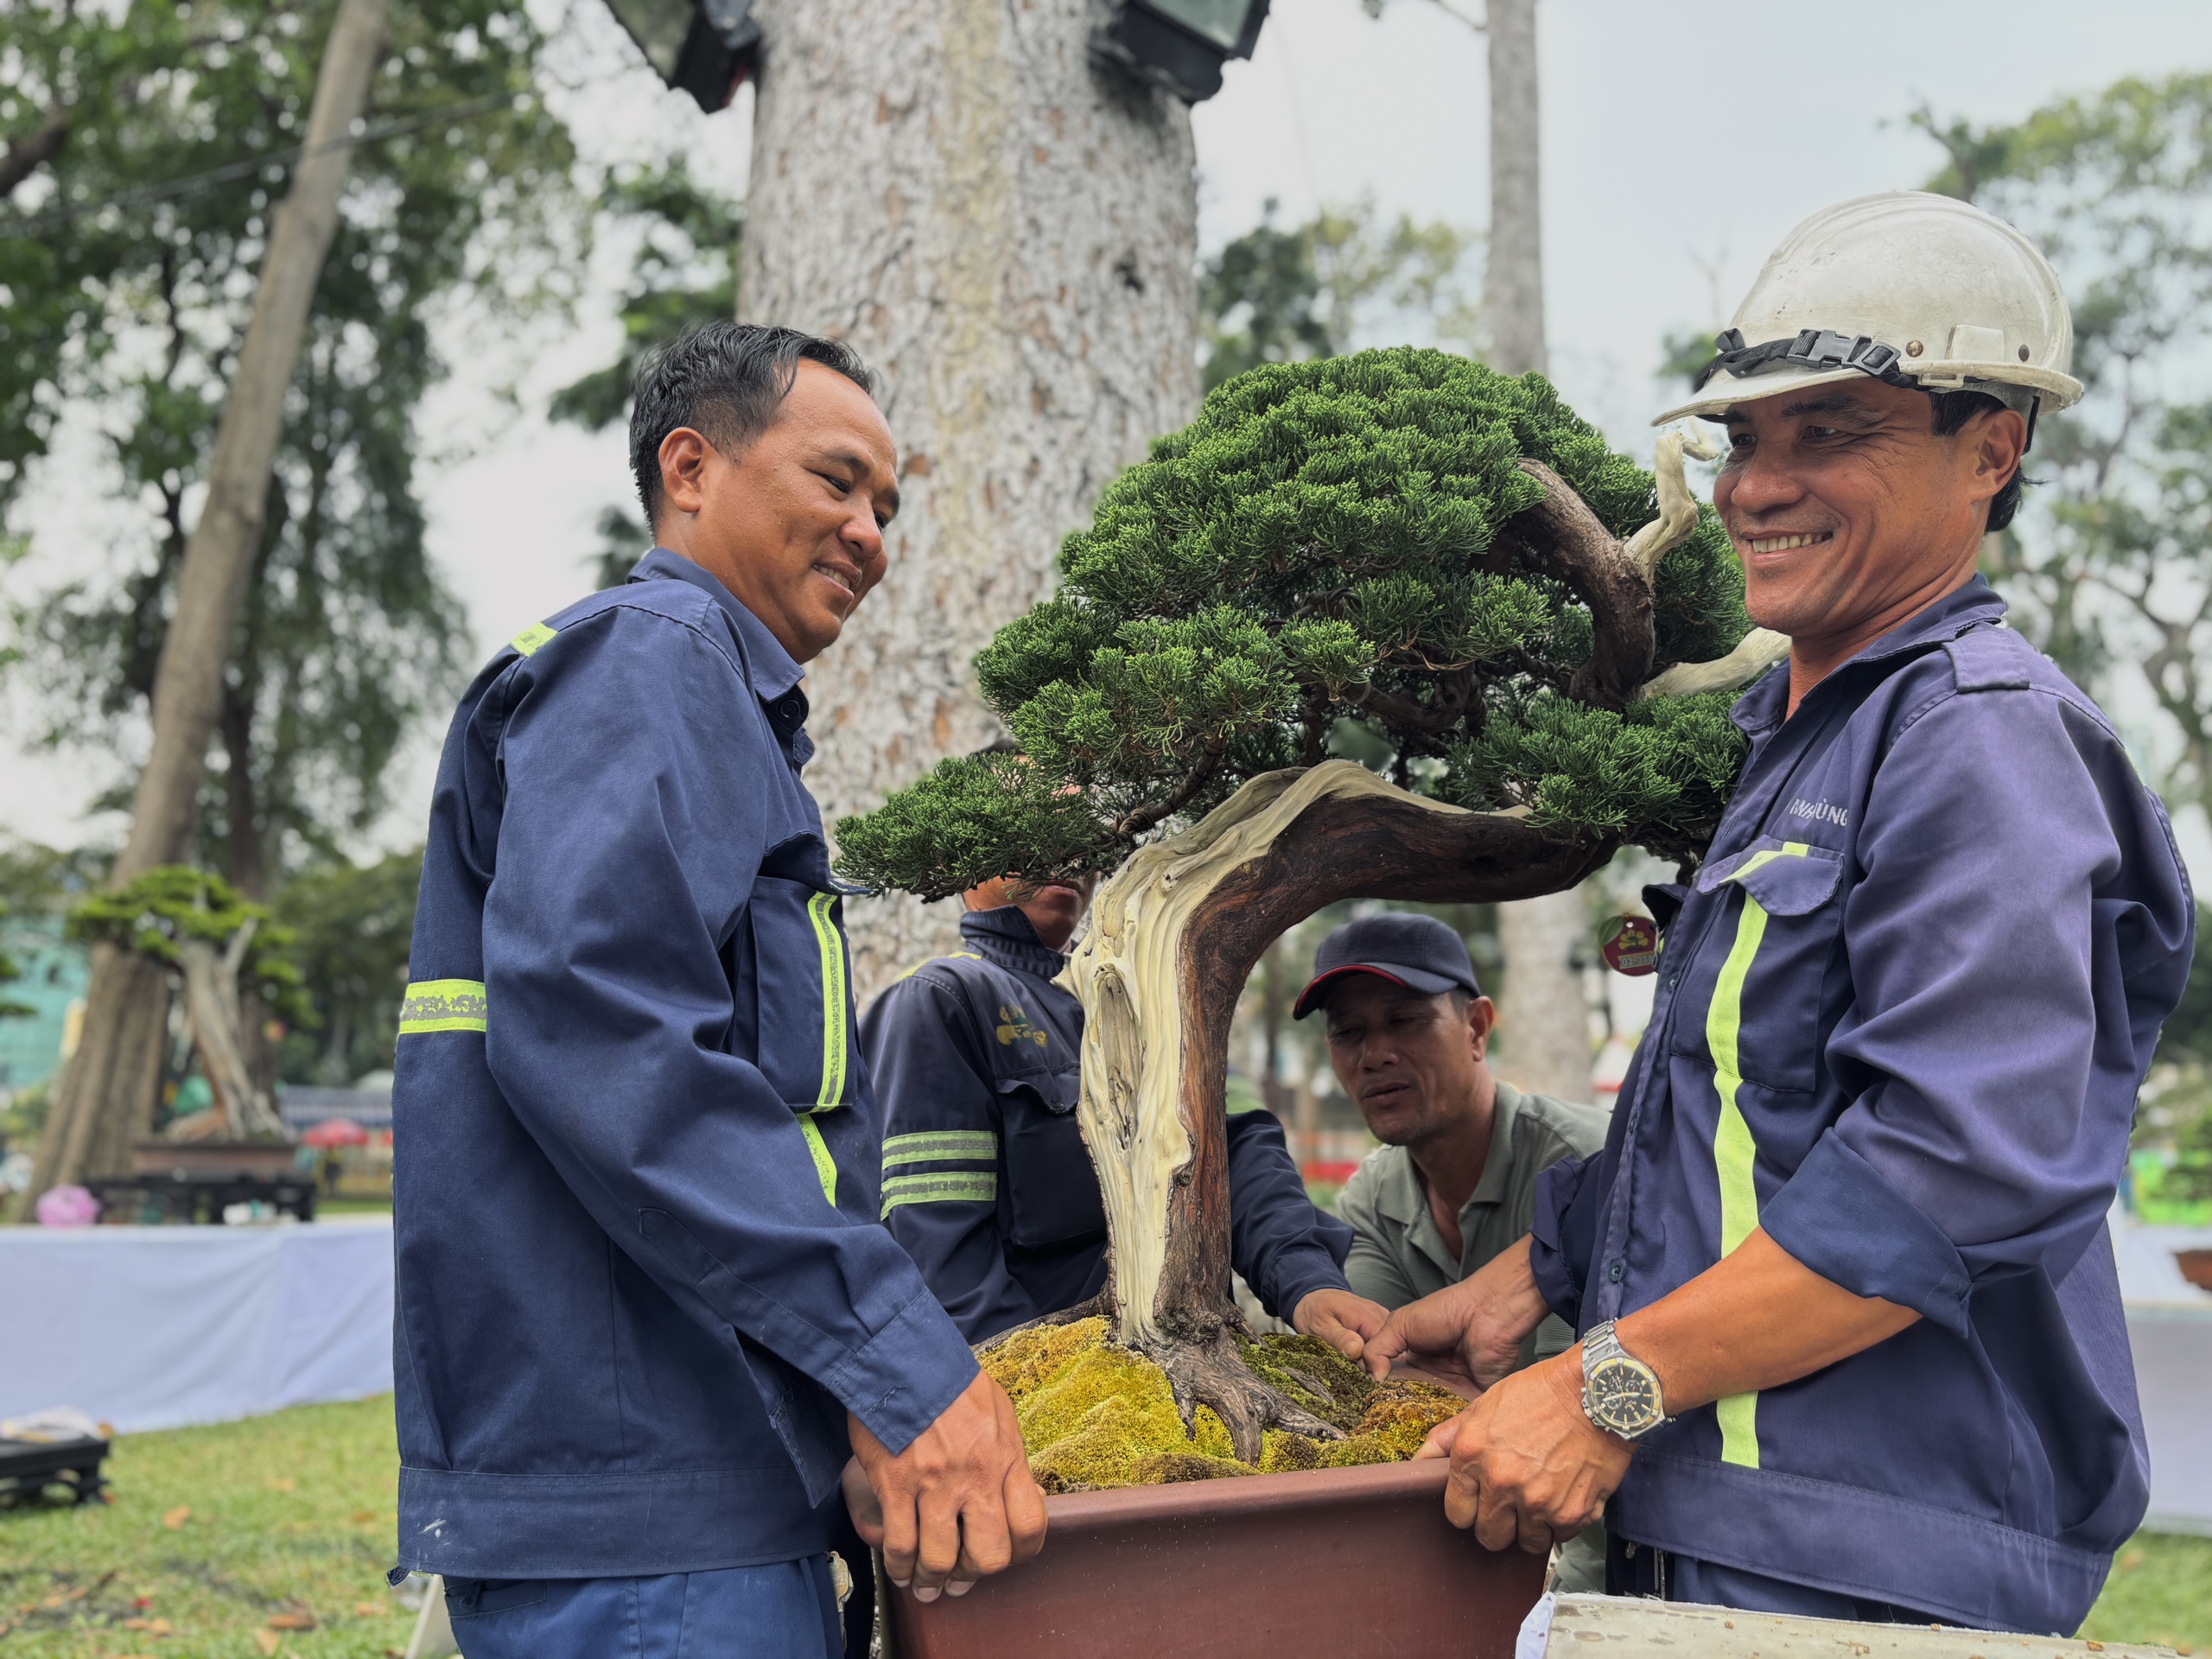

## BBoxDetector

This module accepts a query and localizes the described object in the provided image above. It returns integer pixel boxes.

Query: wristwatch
[1580,1320,1671,1440]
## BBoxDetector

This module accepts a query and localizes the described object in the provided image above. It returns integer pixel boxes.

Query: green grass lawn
[0,1397,416,1658]
[3,1395,2208,1655]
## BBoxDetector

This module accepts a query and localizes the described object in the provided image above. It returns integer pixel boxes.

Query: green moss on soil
[982,1317,1463,1494]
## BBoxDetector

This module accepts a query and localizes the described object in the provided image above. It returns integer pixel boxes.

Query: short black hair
[628,321,877,527]
[1928,389,2027,534]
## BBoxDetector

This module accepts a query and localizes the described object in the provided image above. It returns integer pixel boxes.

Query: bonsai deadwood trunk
[1062,764,1612,1459]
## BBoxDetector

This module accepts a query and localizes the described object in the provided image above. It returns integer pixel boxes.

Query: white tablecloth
[0,1217,393,1432]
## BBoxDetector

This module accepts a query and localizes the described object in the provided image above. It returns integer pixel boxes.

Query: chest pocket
[1679,836,1845,1095]
[998,1063,1105,1253]
[739,839,855,1205]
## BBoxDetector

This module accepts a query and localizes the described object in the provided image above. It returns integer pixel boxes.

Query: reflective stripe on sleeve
[880,1170,998,1218]
[883,1130,998,1168]
[397,979,488,1034]
[1703,842,1807,1470]
[510,622,557,657]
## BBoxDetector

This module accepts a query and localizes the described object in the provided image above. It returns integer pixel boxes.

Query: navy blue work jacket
[862,906,1355,1344]
[1532,579,2194,1634]
[391,549,977,1580]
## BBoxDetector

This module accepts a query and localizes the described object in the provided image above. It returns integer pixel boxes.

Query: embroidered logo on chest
[995,1004,1049,1049]
[1785,797,1849,830]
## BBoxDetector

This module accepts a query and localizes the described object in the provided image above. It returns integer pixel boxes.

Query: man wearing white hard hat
[1369,193,2195,1633]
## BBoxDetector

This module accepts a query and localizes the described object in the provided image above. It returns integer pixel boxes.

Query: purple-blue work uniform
[1532,578,2194,1635]
[391,550,977,1657]
[862,905,1354,1344]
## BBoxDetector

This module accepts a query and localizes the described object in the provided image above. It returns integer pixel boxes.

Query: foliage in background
[0,835,101,1025]
[1913,76,2212,824]
[0,0,579,899]
[1200,197,1480,391]
[836,349,1751,900]
[67,865,310,1026]
[271,848,420,1084]
[550,158,741,588]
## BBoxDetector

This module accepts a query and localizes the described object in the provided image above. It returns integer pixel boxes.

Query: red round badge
[1599,915,1660,976]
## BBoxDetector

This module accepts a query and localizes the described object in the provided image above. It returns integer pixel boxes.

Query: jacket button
[1608,1259,1624,1283]
[778,696,803,722]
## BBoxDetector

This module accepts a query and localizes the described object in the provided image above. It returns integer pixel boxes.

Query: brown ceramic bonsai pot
[2177,1249,2212,1293]
[884,1458,1547,1659]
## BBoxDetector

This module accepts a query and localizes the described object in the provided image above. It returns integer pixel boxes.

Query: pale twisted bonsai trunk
[1063,765,1613,1459]
[1057,434,1775,1459]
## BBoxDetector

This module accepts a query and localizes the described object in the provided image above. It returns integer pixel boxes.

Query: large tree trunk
[1481,0,1591,1103]
[21,0,386,1213]
[741,0,1200,1003]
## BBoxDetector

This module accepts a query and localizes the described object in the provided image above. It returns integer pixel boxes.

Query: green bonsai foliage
[69,866,313,1026]
[836,349,1752,898]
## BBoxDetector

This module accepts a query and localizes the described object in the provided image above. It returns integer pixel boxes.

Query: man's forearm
[1613,1227,1919,1412]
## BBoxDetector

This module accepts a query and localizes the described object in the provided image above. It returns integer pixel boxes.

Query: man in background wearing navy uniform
[863,845,1389,1359]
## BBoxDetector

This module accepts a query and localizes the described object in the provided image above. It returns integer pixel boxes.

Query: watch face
[1587,1357,1662,1434]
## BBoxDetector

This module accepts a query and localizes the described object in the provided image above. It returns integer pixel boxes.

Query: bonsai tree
[836,349,1784,1459]
[69,868,311,1144]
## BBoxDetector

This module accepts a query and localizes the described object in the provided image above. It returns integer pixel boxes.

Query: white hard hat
[1654,191,2082,430]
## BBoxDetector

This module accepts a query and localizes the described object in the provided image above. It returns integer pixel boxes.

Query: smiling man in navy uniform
[390,324,1043,1658]
[864,850,1386,1358]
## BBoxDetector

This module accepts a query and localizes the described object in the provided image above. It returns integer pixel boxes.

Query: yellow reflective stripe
[397,979,487,1034]
[798,1114,837,1206]
[883,1130,997,1167]
[511,622,557,658]
[807,891,849,1110]
[880,1170,998,1218]
[1723,840,1810,886]
[1707,882,1772,1470]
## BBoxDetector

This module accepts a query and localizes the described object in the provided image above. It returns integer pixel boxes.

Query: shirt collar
[627,547,806,702]
[1465,1080,1523,1210]
[1730,575,2008,737]
[958,906,1072,982]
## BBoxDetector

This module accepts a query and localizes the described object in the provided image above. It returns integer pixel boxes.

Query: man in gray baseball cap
[1299,913,1609,1362]
[1301,912,1611,1591]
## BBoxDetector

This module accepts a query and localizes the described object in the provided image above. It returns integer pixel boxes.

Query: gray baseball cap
[1294,913,1480,1020]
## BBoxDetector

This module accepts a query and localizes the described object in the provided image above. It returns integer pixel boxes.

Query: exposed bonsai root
[1151,1328,1344,1465]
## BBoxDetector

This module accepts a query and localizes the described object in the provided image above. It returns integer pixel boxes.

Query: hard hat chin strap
[1693,327,1915,393]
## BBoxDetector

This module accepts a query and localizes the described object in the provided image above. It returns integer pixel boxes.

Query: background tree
[549,158,742,590]
[836,349,1764,1450]
[2,0,582,1204]
[739,0,1205,1001]
[270,848,420,1085]
[1199,196,1480,391]
[1913,75,2212,826]
[68,867,311,1141]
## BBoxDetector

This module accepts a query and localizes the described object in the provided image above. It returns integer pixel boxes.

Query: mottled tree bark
[741,0,1200,1001]
[1482,0,1592,1103]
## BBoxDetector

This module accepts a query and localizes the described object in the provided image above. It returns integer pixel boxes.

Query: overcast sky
[8,0,2212,861]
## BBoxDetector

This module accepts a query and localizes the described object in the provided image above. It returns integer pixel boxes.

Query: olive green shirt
[1336,1080,1611,1365]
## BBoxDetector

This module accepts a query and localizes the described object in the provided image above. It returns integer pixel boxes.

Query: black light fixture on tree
[1092,0,1269,102]
[601,0,760,113]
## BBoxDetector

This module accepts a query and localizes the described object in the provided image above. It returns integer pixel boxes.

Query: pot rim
[1043,1455,1454,1535]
